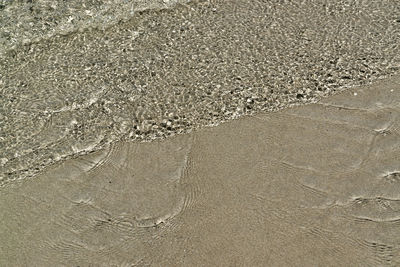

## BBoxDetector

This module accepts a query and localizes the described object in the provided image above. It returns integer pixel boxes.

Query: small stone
[0,158,8,166]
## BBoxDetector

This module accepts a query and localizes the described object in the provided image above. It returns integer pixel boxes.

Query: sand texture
[1,76,399,266]
[2,0,400,184]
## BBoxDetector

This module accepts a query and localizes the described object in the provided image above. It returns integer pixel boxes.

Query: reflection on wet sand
[0,76,399,266]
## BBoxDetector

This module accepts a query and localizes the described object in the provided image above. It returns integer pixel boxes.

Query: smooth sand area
[1,76,399,266]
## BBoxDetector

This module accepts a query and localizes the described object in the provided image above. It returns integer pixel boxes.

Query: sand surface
[1,76,399,266]
[2,0,400,184]
[1,1,400,265]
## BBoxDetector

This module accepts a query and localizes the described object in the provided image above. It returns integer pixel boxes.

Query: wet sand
[1,1,400,265]
[2,0,400,184]
[1,76,399,266]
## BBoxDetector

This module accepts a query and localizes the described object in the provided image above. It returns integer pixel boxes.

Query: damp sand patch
[1,76,399,266]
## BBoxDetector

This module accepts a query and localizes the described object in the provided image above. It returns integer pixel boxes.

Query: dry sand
[1,76,399,266]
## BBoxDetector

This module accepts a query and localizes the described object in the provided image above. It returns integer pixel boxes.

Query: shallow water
[1,0,400,184]
[0,0,188,55]
[1,76,399,266]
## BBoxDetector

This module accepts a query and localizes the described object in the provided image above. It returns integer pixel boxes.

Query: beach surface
[2,0,400,184]
[1,76,399,266]
[1,1,400,265]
